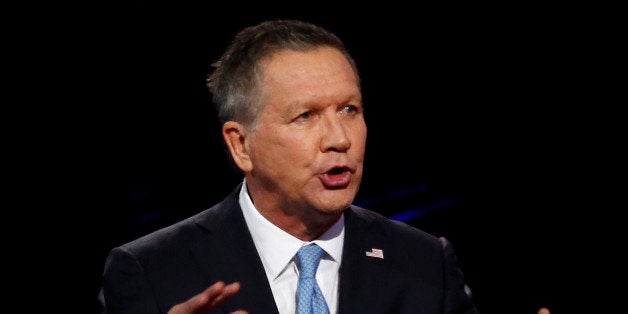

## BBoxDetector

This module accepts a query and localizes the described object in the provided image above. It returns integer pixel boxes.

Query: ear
[222,121,253,172]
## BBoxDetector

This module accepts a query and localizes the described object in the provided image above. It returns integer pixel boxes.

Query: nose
[320,113,351,152]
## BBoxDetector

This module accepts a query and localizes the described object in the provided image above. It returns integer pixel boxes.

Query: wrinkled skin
[223,46,367,241]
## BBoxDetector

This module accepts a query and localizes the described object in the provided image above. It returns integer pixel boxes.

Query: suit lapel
[338,206,392,314]
[189,184,279,313]
[183,187,393,313]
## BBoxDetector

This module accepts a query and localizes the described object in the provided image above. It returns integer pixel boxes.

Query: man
[99,19,479,314]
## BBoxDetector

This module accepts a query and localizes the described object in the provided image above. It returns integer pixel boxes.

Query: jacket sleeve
[440,237,480,314]
[99,246,162,314]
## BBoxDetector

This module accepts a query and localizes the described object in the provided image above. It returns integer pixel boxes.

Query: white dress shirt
[239,179,345,314]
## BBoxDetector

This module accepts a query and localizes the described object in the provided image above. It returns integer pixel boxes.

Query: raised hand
[167,281,247,314]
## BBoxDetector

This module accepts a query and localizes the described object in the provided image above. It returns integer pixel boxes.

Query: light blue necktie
[296,244,330,314]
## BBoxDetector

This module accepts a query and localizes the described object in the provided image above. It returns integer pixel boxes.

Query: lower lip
[320,171,351,188]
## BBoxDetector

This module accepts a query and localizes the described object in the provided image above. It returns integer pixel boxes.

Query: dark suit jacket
[99,184,478,313]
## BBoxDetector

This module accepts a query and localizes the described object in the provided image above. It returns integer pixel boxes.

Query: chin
[312,186,357,212]
[316,207,346,219]
[319,199,353,213]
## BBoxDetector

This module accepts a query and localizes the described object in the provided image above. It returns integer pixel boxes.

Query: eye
[296,111,312,121]
[341,105,360,115]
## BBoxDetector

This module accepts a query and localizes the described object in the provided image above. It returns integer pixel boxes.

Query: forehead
[262,47,357,86]
[261,47,359,106]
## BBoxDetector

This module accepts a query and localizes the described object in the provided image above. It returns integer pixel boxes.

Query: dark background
[58,2,612,313]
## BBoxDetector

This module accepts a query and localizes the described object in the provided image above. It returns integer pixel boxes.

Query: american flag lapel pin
[365,248,384,259]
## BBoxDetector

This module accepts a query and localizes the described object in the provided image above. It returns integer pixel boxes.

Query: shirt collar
[239,179,345,280]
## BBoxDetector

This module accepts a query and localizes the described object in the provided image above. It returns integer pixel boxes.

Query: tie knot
[296,244,325,279]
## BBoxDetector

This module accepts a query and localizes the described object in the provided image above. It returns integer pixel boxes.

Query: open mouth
[320,167,352,189]
[328,167,348,175]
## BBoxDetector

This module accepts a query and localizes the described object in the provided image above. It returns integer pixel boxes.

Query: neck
[257,205,341,241]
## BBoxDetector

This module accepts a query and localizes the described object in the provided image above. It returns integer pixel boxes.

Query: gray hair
[206,19,360,130]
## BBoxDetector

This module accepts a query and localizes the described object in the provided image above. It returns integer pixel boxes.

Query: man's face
[246,46,366,217]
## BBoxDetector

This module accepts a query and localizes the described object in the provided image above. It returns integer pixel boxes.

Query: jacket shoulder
[347,205,441,249]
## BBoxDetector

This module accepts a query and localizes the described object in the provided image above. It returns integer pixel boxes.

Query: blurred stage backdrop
[86,3,584,313]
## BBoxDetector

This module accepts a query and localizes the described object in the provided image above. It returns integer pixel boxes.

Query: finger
[195,281,229,309]
[538,307,550,314]
[169,281,228,314]
[210,282,241,307]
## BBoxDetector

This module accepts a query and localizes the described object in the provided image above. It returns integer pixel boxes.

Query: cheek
[252,133,310,166]
[352,126,368,156]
